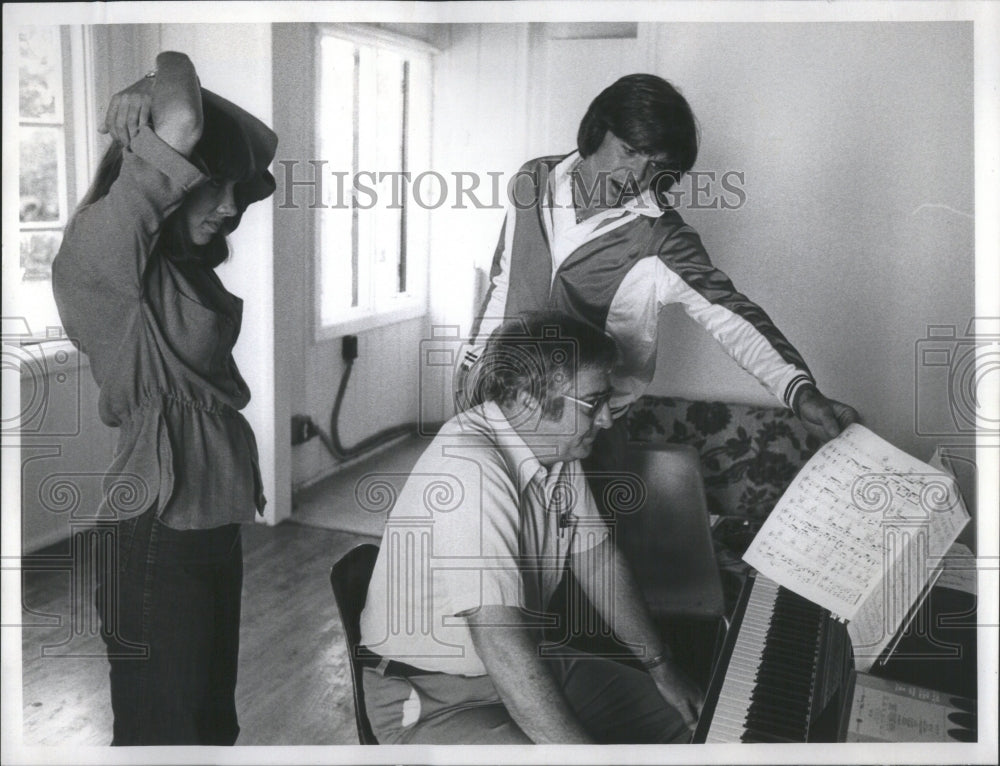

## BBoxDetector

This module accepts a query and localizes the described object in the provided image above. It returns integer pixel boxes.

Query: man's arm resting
[571,538,703,729]
[465,605,594,744]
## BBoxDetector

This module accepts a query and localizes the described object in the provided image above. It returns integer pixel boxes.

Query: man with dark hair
[360,312,702,744]
[464,74,857,467]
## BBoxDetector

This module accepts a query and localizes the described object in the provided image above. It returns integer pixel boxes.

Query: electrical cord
[316,358,418,461]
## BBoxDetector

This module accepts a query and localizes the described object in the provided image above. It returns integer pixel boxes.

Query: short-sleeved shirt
[359,402,610,677]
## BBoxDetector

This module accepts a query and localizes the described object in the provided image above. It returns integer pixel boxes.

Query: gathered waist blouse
[52,125,274,529]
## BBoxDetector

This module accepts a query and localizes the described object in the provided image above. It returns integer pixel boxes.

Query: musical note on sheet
[743,424,969,668]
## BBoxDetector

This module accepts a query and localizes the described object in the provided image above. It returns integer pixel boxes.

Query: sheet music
[847,537,944,672]
[743,424,969,627]
[935,542,977,595]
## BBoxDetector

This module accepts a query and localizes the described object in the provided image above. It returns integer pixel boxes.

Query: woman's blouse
[53,123,275,529]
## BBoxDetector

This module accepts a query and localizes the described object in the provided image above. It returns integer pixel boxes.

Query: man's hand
[99,77,154,149]
[794,385,859,443]
[648,660,704,738]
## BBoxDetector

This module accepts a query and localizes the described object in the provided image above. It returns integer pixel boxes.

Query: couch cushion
[627,396,821,520]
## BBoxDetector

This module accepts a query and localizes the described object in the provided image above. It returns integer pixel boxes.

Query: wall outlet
[291,414,317,446]
[342,334,358,361]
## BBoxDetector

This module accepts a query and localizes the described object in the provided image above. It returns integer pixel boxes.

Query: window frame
[11,24,96,347]
[312,23,436,340]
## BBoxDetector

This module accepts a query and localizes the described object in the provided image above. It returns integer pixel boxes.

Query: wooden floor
[293,435,427,536]
[19,520,376,746]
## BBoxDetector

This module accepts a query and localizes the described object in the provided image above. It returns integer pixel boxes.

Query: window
[12,25,93,340]
[315,25,433,337]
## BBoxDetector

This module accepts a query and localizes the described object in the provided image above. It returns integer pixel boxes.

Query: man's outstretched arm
[464,605,595,744]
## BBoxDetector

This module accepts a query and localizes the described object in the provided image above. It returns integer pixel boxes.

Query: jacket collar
[549,151,663,221]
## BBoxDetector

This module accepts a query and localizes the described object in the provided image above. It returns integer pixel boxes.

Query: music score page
[743,424,969,668]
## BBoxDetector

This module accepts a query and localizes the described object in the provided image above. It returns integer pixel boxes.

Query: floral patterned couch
[627,396,822,523]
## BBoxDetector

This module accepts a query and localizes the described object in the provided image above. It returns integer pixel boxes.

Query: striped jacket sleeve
[608,219,814,410]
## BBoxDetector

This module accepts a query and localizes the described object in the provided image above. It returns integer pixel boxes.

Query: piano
[694,571,978,744]
[693,572,854,743]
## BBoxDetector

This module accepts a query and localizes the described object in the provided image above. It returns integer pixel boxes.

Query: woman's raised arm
[100,51,203,156]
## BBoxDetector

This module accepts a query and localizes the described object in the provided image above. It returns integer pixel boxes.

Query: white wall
[646,23,974,467]
[432,21,974,470]
[422,24,533,425]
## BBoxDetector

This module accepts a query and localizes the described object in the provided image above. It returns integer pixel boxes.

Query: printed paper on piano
[742,423,969,672]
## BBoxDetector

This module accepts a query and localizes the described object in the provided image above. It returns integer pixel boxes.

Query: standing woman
[52,52,277,745]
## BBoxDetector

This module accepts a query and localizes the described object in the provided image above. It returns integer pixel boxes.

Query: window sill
[314,302,426,341]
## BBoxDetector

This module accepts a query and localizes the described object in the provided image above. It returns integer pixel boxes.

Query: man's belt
[356,646,440,678]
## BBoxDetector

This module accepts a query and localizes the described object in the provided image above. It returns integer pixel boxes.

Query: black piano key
[744,714,808,740]
[762,612,821,635]
[751,701,809,726]
[742,592,823,743]
[762,614,823,639]
[749,679,812,706]
[747,693,811,724]
[741,727,798,743]
[768,615,823,640]
[701,576,848,745]
[752,668,813,696]
[748,684,811,711]
[744,701,808,729]
[749,633,820,659]
[756,635,821,672]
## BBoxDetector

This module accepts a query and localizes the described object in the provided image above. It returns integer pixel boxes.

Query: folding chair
[329,543,380,745]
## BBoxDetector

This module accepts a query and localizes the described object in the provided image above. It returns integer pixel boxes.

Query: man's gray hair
[471,311,617,419]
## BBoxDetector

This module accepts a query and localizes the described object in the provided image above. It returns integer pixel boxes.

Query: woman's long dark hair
[76,98,258,269]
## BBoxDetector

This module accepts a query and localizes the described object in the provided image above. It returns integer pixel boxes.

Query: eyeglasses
[561,391,613,419]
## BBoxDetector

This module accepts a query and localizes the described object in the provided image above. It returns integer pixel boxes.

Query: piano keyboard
[696,574,830,743]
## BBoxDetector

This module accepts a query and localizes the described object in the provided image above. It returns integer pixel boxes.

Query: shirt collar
[547,151,663,221]
[623,187,664,218]
[479,401,562,495]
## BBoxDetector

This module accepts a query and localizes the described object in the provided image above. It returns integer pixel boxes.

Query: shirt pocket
[168,290,231,375]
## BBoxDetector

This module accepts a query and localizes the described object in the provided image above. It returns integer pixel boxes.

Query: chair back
[614,443,726,619]
[330,543,380,745]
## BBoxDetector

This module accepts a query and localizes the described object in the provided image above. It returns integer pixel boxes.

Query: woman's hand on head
[150,52,203,156]
[99,77,154,150]
[101,53,203,157]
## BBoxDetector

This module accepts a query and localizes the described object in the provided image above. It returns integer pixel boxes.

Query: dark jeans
[94,508,243,745]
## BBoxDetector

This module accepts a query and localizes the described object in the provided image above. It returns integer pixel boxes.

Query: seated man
[359,312,702,744]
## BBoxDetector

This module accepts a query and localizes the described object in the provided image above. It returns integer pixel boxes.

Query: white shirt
[359,402,608,676]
